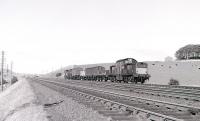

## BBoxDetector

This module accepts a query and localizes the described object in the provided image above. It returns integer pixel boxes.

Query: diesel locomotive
[64,58,150,83]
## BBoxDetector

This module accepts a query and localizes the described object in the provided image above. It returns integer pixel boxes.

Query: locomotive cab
[64,69,73,79]
[115,58,137,83]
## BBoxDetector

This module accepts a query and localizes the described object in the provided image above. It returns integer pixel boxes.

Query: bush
[168,78,179,85]
[0,79,7,85]
[11,76,18,84]
[56,73,62,77]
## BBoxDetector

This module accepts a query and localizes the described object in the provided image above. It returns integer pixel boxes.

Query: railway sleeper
[66,94,177,120]
[71,93,195,120]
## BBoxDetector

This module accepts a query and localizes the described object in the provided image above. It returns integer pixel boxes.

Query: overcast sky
[0,0,200,74]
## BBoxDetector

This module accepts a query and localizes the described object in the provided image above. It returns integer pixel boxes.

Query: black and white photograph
[0,0,200,121]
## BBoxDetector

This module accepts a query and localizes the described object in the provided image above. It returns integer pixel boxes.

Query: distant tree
[175,44,200,60]
[168,78,179,85]
[0,79,7,85]
[56,73,62,77]
[11,76,18,84]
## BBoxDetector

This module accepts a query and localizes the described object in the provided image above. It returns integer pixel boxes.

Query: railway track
[43,77,200,104]
[31,77,200,121]
[83,81,200,102]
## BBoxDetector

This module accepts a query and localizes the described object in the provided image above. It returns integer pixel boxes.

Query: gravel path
[29,80,111,121]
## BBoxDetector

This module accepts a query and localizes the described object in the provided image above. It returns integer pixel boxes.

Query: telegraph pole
[1,51,4,91]
[10,61,13,85]
[7,64,8,76]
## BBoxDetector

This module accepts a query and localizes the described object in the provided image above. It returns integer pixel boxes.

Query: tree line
[175,44,200,60]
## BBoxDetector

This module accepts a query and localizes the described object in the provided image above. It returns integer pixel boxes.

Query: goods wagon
[84,66,107,81]
[85,66,106,76]
[71,67,83,80]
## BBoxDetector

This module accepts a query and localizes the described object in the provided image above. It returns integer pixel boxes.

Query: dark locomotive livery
[64,58,150,83]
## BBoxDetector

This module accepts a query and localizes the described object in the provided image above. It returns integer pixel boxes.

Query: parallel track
[31,77,200,121]
[46,77,200,102]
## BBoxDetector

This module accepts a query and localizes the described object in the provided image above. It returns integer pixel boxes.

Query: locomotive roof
[137,62,148,65]
[116,58,137,63]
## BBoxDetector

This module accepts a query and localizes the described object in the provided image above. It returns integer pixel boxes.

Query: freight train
[64,58,150,83]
